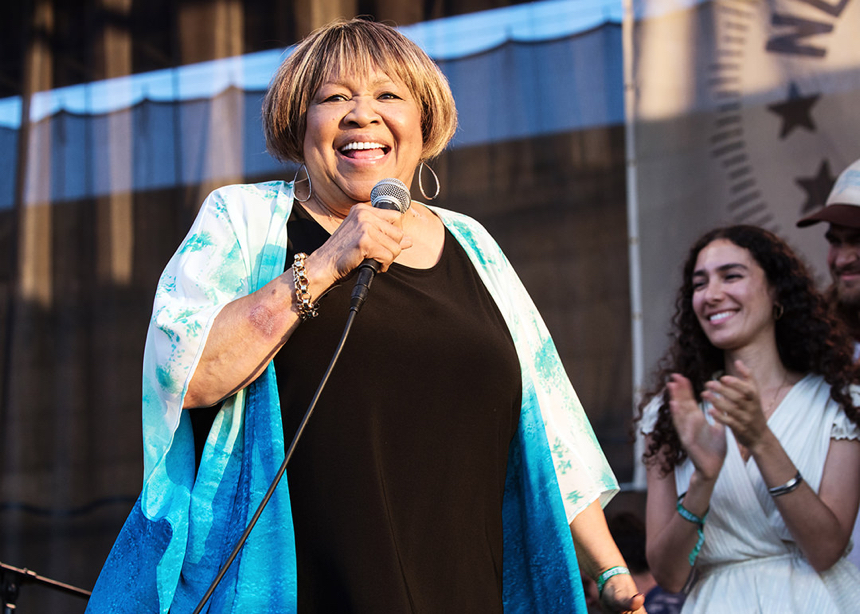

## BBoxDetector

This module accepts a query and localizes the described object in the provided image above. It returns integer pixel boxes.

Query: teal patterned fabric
[85,182,618,613]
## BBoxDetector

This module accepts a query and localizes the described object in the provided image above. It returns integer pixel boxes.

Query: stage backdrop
[629,0,860,457]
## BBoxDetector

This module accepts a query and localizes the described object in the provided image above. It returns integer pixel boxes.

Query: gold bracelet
[292,253,318,321]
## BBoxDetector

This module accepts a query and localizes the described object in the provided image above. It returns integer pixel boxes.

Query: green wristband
[676,496,708,566]
[596,565,630,597]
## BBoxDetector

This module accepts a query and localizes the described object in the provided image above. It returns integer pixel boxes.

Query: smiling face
[302,65,424,213]
[691,239,777,352]
[826,223,860,309]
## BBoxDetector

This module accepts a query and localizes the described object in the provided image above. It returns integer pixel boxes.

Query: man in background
[797,157,860,570]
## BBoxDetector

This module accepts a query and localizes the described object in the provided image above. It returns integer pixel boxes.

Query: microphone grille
[370,178,411,213]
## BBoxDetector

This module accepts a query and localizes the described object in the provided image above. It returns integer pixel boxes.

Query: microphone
[349,178,411,313]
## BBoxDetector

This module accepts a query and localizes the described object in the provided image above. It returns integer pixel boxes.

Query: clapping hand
[667,373,727,481]
[701,360,769,456]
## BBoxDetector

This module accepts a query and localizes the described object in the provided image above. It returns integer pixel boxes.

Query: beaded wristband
[769,471,803,497]
[596,566,630,597]
[676,496,708,566]
[292,253,318,321]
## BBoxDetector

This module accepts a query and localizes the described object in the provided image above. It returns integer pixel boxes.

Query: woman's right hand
[309,202,413,287]
[183,201,413,409]
[667,373,726,481]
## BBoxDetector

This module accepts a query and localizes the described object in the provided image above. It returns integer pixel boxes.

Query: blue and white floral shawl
[86,181,618,613]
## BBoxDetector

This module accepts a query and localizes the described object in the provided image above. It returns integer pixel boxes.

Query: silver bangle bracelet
[768,471,803,497]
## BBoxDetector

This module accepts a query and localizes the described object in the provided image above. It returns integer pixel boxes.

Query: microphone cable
[191,304,361,614]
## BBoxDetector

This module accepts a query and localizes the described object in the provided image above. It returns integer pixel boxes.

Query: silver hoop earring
[418,161,440,201]
[292,163,312,203]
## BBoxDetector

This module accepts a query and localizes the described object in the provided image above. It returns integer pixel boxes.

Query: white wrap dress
[642,373,860,613]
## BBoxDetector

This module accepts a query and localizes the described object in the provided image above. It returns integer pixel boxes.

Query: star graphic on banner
[796,160,836,214]
[767,82,820,139]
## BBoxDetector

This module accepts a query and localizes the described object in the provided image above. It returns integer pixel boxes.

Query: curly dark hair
[639,225,859,474]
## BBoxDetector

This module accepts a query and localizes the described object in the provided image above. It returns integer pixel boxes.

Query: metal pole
[622,0,647,490]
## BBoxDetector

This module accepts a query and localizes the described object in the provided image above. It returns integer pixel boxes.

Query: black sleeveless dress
[274,204,522,612]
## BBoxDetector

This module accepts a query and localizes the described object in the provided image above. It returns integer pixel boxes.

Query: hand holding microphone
[349,178,412,313]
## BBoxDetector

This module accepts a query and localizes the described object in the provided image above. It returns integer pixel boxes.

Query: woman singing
[87,17,644,614]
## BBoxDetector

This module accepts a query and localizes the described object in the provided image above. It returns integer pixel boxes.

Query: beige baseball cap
[797,158,860,228]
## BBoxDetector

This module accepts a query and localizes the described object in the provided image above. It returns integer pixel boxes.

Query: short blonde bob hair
[263,18,458,164]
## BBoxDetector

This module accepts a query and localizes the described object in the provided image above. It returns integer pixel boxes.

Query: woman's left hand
[702,360,769,450]
[599,573,646,614]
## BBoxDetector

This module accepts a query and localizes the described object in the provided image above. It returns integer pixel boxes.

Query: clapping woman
[640,225,860,612]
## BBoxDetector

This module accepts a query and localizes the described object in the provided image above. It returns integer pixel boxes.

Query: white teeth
[341,141,385,151]
[709,311,733,322]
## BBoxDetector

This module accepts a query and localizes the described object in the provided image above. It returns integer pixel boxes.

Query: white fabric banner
[632,0,860,376]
